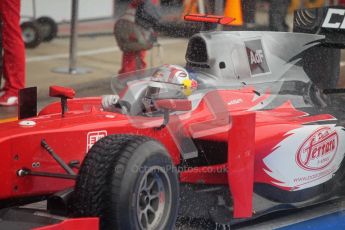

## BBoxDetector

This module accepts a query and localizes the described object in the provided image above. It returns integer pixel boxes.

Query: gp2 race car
[2,6,345,230]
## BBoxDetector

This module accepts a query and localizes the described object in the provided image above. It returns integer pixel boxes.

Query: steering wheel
[115,100,131,114]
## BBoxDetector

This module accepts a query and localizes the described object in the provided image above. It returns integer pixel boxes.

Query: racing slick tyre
[72,134,179,230]
[21,21,42,48]
[36,16,58,42]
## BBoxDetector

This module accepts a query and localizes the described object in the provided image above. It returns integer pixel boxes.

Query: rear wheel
[36,16,58,42]
[73,134,179,230]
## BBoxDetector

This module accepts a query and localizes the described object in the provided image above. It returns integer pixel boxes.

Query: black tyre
[21,21,42,48]
[36,16,58,42]
[73,134,179,230]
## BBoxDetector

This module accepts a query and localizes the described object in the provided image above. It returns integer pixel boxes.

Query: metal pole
[214,0,224,15]
[32,0,37,19]
[69,0,78,74]
[197,0,205,14]
[52,0,91,75]
[113,0,117,18]
[214,0,224,30]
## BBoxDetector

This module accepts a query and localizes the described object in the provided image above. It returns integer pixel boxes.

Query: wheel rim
[22,28,36,43]
[136,166,172,230]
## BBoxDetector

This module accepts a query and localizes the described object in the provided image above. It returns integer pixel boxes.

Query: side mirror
[49,86,75,117]
[50,86,75,99]
[155,99,192,111]
[154,99,192,130]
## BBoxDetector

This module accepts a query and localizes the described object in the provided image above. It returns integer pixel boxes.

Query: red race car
[1,6,345,230]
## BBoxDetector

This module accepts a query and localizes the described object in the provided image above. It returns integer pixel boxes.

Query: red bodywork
[184,14,235,25]
[33,218,99,230]
[49,86,76,99]
[0,85,335,219]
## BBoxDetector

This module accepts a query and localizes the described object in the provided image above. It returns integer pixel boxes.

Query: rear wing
[184,14,235,31]
[184,14,235,25]
[293,6,345,89]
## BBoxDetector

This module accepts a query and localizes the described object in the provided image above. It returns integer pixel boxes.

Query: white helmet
[142,64,197,113]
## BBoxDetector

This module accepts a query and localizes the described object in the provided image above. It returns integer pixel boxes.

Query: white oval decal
[296,127,338,171]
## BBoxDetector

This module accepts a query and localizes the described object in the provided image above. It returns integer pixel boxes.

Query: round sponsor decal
[296,127,338,171]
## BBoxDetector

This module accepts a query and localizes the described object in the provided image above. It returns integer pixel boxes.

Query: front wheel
[72,135,179,230]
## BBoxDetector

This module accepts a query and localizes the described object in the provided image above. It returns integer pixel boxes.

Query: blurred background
[1,0,345,118]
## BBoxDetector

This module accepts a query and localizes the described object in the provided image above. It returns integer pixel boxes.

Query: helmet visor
[146,81,183,99]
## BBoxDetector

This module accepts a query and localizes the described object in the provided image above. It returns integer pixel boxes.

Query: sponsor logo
[322,8,345,29]
[250,49,264,64]
[244,39,270,76]
[227,98,243,105]
[296,127,338,171]
[87,130,107,152]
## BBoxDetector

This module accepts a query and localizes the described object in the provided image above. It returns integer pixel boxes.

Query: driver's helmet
[142,64,197,113]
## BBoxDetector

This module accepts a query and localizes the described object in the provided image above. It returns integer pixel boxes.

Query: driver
[142,64,197,114]
[102,64,197,114]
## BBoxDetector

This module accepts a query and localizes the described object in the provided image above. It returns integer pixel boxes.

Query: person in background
[114,0,160,74]
[0,18,3,86]
[269,0,291,32]
[242,0,256,29]
[0,0,25,106]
